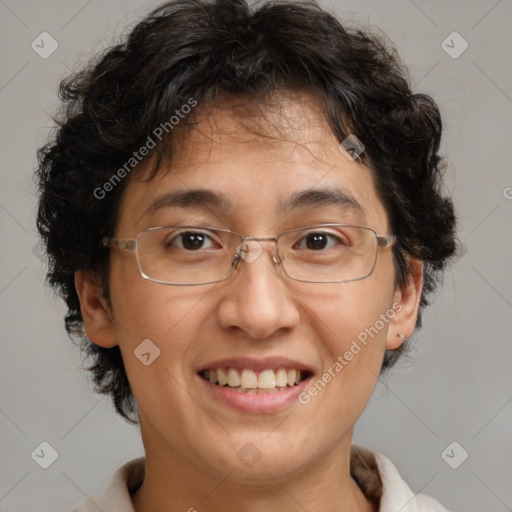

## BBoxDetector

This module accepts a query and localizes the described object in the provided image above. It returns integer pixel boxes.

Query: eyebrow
[278,187,365,217]
[143,189,234,217]
[142,186,364,219]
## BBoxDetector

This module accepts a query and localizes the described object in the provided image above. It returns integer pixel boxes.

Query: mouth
[198,367,313,394]
[196,357,315,412]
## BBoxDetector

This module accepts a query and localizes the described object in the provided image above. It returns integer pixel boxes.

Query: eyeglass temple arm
[377,235,396,248]
[101,237,137,251]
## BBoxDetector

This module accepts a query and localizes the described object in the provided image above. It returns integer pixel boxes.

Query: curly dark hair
[36,0,457,423]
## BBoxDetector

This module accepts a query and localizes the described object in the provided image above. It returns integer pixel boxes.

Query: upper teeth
[205,368,302,388]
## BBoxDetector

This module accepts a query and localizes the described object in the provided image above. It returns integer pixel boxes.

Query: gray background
[0,0,511,511]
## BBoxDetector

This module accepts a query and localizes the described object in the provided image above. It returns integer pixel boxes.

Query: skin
[75,93,423,512]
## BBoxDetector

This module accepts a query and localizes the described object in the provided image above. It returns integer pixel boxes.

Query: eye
[164,230,218,251]
[294,231,347,251]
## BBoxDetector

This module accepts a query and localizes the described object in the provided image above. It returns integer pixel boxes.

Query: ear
[74,271,118,348]
[386,258,423,350]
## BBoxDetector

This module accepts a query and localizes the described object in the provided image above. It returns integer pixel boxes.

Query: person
[35,0,457,510]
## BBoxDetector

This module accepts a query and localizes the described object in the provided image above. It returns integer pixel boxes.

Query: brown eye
[180,232,207,250]
[304,233,329,250]
[164,231,215,251]
[295,231,344,251]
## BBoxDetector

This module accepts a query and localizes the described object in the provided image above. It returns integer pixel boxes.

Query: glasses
[101,223,395,285]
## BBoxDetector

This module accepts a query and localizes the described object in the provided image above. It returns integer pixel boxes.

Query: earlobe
[74,271,118,348]
[386,258,423,350]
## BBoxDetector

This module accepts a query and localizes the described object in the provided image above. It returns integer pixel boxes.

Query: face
[78,93,421,484]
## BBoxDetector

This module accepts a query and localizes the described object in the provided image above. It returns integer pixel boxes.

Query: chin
[199,430,314,483]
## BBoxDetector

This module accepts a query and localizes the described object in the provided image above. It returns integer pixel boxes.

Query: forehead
[115,93,389,234]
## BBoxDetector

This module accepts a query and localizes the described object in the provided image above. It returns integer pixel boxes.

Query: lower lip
[197,373,313,413]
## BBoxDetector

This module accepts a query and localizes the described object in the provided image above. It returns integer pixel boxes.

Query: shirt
[69,445,452,511]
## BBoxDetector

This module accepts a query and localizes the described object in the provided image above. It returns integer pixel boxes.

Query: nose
[217,240,300,339]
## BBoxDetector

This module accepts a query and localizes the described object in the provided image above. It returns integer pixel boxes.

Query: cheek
[110,254,214,337]
[302,272,395,350]
[108,264,219,381]
[297,277,395,421]
[310,291,390,384]
[110,281,219,425]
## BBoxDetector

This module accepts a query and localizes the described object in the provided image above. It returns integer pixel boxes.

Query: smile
[199,367,311,393]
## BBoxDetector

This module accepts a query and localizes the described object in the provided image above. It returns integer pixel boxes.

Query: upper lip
[198,356,314,374]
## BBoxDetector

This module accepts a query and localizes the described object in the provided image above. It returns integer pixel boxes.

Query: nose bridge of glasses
[235,236,280,265]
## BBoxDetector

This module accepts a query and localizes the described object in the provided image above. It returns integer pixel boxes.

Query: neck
[131,421,376,512]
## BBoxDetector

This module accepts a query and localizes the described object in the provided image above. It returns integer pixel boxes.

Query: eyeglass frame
[100,223,396,286]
